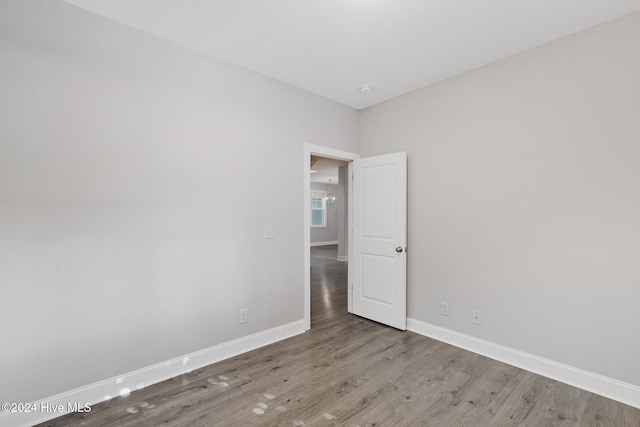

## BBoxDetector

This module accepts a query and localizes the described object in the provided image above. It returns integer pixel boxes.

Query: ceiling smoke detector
[359,84,372,94]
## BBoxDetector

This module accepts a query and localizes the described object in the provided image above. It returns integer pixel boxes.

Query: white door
[352,152,407,330]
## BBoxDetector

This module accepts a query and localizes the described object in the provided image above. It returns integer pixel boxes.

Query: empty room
[1,0,640,426]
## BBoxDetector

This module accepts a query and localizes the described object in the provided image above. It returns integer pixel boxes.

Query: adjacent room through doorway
[303,144,360,331]
[308,154,349,325]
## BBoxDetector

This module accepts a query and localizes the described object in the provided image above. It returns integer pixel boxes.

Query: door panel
[362,165,395,238]
[361,254,395,305]
[352,152,407,330]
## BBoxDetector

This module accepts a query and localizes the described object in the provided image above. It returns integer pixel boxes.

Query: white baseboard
[310,240,338,247]
[336,255,348,262]
[407,318,640,409]
[0,320,305,427]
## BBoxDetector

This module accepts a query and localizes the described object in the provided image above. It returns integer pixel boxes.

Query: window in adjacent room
[311,190,326,227]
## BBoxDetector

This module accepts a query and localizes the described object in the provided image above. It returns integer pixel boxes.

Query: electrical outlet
[240,309,248,324]
[440,302,450,317]
[472,310,481,325]
[264,225,276,239]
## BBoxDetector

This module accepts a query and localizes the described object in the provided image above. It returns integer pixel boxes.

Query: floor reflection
[310,244,347,325]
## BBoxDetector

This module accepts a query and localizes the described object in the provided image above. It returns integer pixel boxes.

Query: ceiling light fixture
[359,84,372,94]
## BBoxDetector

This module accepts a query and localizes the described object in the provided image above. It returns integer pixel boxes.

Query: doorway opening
[303,144,360,331]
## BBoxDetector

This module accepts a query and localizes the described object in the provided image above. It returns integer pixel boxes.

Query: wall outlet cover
[440,302,450,316]
[472,310,481,325]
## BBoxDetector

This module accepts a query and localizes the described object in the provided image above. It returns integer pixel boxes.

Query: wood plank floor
[39,245,640,426]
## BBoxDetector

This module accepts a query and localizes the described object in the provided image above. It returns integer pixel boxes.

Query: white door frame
[303,143,360,331]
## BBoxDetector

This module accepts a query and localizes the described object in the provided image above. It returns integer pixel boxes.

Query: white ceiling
[310,156,348,185]
[62,0,640,110]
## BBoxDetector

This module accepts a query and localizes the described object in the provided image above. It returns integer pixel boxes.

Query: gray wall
[310,182,339,244]
[359,12,640,387]
[0,0,358,403]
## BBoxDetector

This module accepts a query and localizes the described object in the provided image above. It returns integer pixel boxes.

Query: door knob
[396,247,403,253]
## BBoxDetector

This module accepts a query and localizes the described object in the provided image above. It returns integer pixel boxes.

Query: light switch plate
[264,225,276,239]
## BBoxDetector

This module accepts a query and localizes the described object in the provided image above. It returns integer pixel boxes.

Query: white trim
[347,162,354,314]
[0,321,305,427]
[304,144,360,331]
[407,318,640,409]
[310,240,338,247]
[337,255,348,262]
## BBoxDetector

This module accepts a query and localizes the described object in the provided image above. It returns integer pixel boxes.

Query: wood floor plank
[37,245,640,426]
